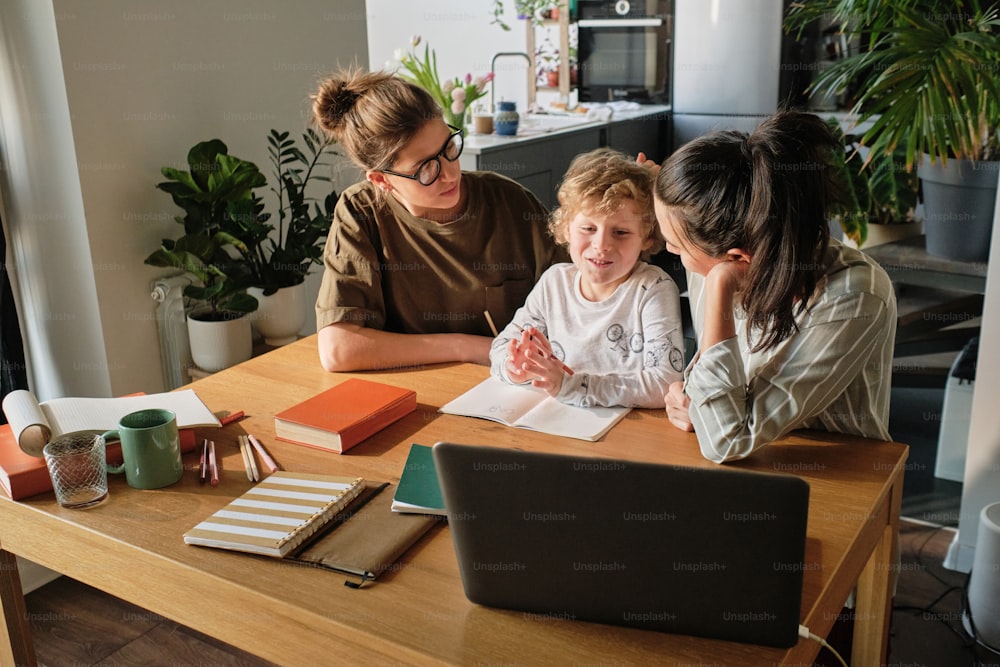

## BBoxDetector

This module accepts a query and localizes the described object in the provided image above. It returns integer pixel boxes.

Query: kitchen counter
[464,104,671,153]
[460,104,671,208]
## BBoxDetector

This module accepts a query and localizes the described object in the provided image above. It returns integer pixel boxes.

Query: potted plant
[785,0,1000,263]
[146,139,266,372]
[827,119,920,248]
[491,0,562,31]
[244,129,338,346]
[534,37,560,88]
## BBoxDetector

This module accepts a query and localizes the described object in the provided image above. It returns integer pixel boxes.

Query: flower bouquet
[394,36,493,133]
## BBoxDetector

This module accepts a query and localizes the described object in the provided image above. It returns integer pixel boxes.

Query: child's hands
[504,326,566,396]
[504,327,536,383]
[521,345,566,396]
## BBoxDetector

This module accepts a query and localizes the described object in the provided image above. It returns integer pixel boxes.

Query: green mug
[103,409,183,490]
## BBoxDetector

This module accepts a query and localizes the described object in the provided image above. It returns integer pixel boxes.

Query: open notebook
[439,377,629,442]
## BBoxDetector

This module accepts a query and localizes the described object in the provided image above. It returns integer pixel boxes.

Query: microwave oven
[575,0,673,104]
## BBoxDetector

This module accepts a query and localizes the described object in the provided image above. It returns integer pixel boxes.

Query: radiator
[151,274,192,390]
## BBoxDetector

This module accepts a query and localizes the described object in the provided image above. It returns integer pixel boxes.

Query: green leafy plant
[785,0,1000,169]
[248,128,338,295]
[491,0,562,31]
[145,139,265,316]
[827,119,920,247]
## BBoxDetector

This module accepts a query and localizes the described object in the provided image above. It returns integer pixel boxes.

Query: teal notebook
[391,443,446,515]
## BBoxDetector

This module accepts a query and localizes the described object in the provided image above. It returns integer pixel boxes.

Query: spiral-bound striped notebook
[184,472,364,557]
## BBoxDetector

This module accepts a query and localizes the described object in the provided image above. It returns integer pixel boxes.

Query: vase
[248,283,306,346]
[187,310,252,373]
[444,107,468,134]
[494,101,519,136]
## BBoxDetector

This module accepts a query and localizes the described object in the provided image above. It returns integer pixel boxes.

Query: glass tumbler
[43,432,109,509]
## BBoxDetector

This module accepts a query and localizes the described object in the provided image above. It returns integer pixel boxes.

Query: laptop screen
[433,442,810,648]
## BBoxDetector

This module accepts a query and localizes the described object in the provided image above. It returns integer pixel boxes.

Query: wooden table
[0,336,907,666]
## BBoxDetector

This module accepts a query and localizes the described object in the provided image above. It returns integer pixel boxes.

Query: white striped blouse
[683,239,897,463]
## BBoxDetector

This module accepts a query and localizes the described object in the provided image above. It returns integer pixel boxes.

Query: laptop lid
[432,442,810,648]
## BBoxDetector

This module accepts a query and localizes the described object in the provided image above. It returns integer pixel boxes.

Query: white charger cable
[799,624,849,667]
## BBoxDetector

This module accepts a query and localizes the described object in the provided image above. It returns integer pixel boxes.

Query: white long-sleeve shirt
[490,262,685,408]
[685,239,897,463]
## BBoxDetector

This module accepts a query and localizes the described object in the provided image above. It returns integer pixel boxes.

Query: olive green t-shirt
[316,171,562,336]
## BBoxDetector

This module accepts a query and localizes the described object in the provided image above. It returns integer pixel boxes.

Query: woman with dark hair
[653,110,897,463]
[311,69,562,371]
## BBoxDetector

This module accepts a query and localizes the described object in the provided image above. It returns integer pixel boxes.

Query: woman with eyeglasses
[311,69,563,371]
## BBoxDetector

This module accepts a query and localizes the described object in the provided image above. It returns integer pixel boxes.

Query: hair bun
[313,76,361,136]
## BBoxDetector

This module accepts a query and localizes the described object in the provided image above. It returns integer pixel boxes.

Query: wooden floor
[21,519,1000,666]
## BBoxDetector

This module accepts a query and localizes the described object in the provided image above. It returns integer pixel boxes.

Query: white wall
[366,0,533,112]
[46,0,367,395]
[948,169,1000,572]
[2,1,548,398]
[0,0,112,401]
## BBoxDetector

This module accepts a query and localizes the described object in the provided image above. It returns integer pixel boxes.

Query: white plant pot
[187,310,252,373]
[865,220,924,248]
[248,283,306,346]
[846,220,924,249]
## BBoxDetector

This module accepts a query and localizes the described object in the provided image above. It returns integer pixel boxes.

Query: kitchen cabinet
[461,106,670,209]
[465,126,602,209]
[605,112,670,164]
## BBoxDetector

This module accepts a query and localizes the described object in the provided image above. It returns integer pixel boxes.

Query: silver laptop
[432,442,810,648]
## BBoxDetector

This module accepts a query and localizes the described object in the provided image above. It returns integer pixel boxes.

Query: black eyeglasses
[381,125,464,186]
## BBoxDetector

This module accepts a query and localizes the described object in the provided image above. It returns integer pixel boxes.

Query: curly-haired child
[489,148,685,408]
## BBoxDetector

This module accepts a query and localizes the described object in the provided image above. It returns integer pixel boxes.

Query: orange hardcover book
[0,423,50,500]
[274,379,417,454]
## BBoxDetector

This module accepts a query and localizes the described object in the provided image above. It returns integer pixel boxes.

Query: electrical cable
[799,624,849,667]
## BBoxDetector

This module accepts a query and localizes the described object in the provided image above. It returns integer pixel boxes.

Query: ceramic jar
[493,101,519,136]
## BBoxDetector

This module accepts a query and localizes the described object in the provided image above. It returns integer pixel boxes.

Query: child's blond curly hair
[549,147,664,255]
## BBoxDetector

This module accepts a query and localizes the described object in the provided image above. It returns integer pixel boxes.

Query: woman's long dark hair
[655,110,845,352]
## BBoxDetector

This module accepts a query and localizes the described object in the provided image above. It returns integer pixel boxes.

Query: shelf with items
[526,2,572,104]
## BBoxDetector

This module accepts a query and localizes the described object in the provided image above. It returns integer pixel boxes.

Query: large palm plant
[785,0,1000,169]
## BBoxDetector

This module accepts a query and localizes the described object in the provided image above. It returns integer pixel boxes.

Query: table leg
[851,477,903,665]
[0,549,37,667]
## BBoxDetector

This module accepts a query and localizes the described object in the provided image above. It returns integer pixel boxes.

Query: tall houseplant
[244,128,338,345]
[146,139,267,371]
[785,0,1000,262]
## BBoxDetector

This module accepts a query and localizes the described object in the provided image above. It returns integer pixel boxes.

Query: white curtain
[0,0,111,400]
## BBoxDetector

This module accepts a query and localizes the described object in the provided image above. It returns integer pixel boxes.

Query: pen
[219,410,245,426]
[513,323,575,376]
[208,440,219,486]
[198,438,209,484]
[247,434,281,473]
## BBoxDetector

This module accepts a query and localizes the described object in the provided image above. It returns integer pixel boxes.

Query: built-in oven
[575,0,673,104]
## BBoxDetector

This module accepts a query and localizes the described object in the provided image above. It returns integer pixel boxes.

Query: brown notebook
[290,480,442,587]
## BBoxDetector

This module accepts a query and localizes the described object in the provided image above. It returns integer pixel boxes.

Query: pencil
[483,310,499,337]
[245,436,260,482]
[512,323,575,376]
[247,434,281,473]
[239,436,257,482]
